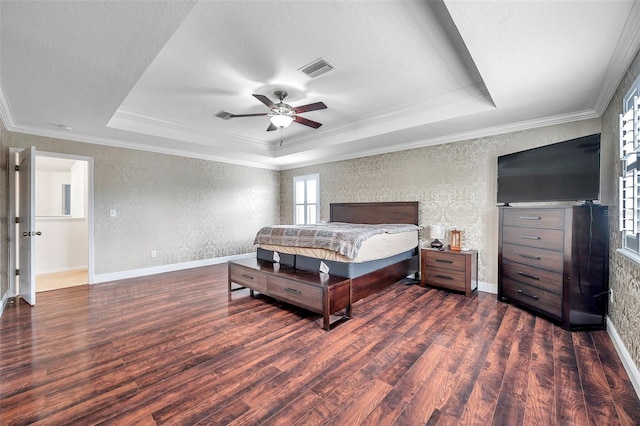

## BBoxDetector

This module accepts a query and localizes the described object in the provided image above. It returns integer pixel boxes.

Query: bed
[228,201,419,329]
[255,201,420,305]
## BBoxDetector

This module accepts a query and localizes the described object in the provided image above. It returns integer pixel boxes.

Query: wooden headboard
[329,202,419,225]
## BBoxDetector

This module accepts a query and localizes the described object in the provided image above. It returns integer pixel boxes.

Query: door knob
[21,231,29,237]
[20,231,43,237]
[34,231,42,236]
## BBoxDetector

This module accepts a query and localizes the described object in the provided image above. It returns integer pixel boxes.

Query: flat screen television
[497,133,601,204]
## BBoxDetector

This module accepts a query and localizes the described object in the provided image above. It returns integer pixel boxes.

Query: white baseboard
[95,260,500,294]
[93,252,255,284]
[36,265,88,275]
[607,316,640,399]
[478,281,497,294]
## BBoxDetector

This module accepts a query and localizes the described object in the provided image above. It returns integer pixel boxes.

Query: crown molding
[274,82,493,153]
[6,122,280,170]
[0,76,600,172]
[593,1,640,116]
[279,109,599,170]
[111,107,272,152]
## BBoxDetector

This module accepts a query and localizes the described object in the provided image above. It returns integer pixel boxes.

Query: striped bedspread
[254,222,419,260]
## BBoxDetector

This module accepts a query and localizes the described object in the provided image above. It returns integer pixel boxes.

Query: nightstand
[421,247,478,297]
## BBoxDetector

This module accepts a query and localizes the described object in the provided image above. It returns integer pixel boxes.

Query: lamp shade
[429,224,445,239]
[270,114,294,128]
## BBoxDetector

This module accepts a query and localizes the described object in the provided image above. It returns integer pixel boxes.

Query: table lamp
[429,225,445,249]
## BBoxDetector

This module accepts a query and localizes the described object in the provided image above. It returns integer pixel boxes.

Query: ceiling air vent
[215,110,233,120]
[299,57,334,78]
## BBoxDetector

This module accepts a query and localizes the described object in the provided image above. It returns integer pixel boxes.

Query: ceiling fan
[217,90,327,131]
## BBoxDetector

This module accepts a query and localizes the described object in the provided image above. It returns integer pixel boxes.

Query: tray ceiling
[1,1,639,169]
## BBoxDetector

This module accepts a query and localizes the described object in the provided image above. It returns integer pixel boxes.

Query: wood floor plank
[326,378,392,425]
[573,331,622,425]
[394,361,456,424]
[434,294,508,420]
[491,311,536,424]
[364,342,449,424]
[554,325,590,426]
[458,306,523,425]
[1,263,638,426]
[258,389,324,426]
[591,331,640,424]
[523,318,556,425]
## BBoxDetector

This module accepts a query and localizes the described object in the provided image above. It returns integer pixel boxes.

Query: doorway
[8,148,95,302]
[34,155,90,292]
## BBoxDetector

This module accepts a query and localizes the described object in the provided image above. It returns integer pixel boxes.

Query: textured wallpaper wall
[602,48,640,371]
[280,118,601,286]
[4,133,280,275]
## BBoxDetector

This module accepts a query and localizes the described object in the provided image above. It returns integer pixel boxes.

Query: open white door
[18,147,36,305]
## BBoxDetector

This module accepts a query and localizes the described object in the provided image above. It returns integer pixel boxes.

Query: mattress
[254,223,419,260]
[258,230,418,263]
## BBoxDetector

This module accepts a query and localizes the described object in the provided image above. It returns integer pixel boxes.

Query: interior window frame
[618,73,640,266]
[293,174,319,225]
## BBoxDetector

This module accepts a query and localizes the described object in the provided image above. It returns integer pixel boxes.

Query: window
[293,174,319,225]
[619,74,640,259]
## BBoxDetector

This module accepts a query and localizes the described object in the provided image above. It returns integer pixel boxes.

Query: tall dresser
[498,205,609,330]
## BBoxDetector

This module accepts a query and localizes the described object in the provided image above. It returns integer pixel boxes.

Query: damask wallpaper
[280,118,601,287]
[3,132,280,275]
[601,48,640,372]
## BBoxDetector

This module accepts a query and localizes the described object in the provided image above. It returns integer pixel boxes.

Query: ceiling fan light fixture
[270,114,294,128]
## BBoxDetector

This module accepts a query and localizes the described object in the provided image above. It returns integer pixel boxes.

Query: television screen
[497,134,601,204]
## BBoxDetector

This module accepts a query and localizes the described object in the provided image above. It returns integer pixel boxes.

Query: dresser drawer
[502,277,562,319]
[229,264,268,292]
[502,260,562,294]
[502,243,564,272]
[268,276,323,312]
[422,251,467,272]
[422,267,466,292]
[502,208,565,229]
[502,226,564,250]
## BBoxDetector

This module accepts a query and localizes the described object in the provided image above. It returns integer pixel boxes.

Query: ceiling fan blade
[294,115,323,129]
[229,113,268,118]
[293,102,327,114]
[267,123,277,131]
[253,94,276,109]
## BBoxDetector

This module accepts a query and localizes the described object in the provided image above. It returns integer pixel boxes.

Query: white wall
[34,217,88,273]
[35,171,71,216]
[34,159,89,273]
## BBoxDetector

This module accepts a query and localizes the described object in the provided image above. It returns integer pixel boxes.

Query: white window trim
[619,73,640,259]
[293,174,320,225]
[617,248,640,267]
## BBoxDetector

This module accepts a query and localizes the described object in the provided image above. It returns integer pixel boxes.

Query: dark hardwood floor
[1,263,639,425]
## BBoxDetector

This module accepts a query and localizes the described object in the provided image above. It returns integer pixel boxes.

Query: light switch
[109,209,117,217]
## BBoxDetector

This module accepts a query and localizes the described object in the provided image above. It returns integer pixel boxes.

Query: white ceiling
[2,1,639,170]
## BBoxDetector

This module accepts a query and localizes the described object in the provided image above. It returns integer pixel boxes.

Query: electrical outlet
[150,250,157,258]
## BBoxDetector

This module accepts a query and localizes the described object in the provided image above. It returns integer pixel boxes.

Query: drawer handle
[241,274,254,280]
[436,259,453,264]
[517,271,540,280]
[518,234,541,240]
[518,289,540,300]
[285,287,301,295]
[435,274,453,280]
[518,216,541,220]
[519,254,541,260]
